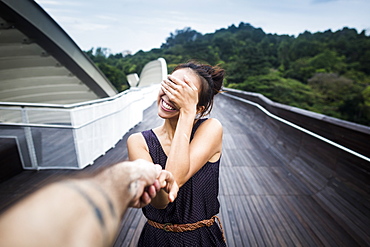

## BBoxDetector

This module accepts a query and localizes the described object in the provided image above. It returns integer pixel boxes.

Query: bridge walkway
[0,93,368,246]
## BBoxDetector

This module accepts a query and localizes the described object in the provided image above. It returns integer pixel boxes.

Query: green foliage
[363,86,370,107]
[230,70,317,110]
[308,73,362,120]
[96,63,127,91]
[284,50,347,82]
[161,27,202,49]
[84,23,370,126]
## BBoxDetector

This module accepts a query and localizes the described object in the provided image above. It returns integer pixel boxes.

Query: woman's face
[157,68,201,119]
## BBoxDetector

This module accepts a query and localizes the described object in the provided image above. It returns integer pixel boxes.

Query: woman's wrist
[179,106,197,118]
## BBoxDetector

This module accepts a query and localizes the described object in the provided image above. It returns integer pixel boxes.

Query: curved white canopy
[0,0,117,104]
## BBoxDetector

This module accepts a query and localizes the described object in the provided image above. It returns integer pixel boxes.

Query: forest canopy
[85,22,370,126]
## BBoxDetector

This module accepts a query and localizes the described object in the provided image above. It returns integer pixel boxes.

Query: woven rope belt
[147,215,226,242]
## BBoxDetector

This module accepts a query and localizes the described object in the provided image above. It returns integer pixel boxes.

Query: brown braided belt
[147,215,226,242]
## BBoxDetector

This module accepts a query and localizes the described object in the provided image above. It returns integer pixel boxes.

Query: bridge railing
[0,84,159,170]
[223,88,370,197]
[224,88,370,159]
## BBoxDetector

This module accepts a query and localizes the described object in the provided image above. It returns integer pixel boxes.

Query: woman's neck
[161,118,178,141]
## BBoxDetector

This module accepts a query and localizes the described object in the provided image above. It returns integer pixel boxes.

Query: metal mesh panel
[0,107,22,123]
[27,108,71,125]
[31,127,78,168]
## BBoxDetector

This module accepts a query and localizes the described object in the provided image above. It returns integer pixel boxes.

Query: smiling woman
[127,61,226,246]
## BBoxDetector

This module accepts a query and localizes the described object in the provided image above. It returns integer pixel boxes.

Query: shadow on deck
[0,93,369,246]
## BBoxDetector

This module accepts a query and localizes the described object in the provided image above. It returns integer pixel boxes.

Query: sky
[34,0,370,55]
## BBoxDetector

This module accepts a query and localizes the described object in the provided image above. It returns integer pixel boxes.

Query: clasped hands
[128,159,179,208]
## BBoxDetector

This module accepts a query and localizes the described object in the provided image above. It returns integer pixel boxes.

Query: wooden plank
[113,209,137,246]
[301,194,359,246]
[265,195,305,246]
[280,195,324,246]
[219,195,235,247]
[314,188,370,246]
[244,195,274,246]
[234,196,260,246]
[128,214,146,247]
[250,195,281,246]
[223,195,244,246]
[219,167,233,196]
[123,210,142,247]
[285,195,343,246]
[261,195,295,246]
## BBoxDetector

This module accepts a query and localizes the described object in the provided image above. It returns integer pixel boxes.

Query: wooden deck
[0,93,369,246]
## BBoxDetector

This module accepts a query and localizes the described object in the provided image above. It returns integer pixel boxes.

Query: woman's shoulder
[196,118,223,136]
[200,118,222,129]
[127,132,146,146]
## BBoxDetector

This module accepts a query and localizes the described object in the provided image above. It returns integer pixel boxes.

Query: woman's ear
[196,105,205,115]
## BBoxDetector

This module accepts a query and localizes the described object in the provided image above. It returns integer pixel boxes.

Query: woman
[127,61,226,246]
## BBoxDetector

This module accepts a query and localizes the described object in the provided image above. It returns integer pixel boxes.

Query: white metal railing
[0,84,160,169]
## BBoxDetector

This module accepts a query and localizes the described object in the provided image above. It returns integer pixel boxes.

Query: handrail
[224,88,370,159]
[0,87,139,109]
[224,93,370,163]
[0,93,146,129]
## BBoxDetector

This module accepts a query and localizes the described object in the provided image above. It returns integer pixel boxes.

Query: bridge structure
[0,0,166,175]
[0,1,369,246]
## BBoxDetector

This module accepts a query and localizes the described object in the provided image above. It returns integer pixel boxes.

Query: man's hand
[127,159,178,208]
[126,159,162,208]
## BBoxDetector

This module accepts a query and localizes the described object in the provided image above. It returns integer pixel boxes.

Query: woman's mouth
[161,99,177,111]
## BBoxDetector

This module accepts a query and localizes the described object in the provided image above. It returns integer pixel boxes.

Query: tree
[96,63,127,92]
[285,50,347,82]
[307,73,366,122]
[161,27,202,49]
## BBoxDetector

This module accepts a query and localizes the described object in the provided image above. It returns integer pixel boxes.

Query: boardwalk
[0,93,369,246]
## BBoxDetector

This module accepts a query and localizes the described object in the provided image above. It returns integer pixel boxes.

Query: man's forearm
[93,162,133,217]
[0,160,165,247]
[0,162,142,247]
[0,179,122,247]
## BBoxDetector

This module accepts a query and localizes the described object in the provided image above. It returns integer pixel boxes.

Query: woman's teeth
[162,100,175,110]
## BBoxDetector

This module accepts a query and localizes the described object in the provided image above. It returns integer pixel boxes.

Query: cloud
[74,23,109,32]
[35,0,82,7]
[311,0,338,3]
[96,15,119,22]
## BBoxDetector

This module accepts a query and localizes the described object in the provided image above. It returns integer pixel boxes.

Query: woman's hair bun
[203,64,225,95]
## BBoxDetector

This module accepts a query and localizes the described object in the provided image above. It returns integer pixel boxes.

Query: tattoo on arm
[89,182,116,218]
[64,182,106,228]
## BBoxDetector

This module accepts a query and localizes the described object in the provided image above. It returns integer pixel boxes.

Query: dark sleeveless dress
[138,119,226,247]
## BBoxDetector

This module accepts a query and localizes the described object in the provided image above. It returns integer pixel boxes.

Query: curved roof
[137,58,167,87]
[126,58,167,87]
[0,0,118,104]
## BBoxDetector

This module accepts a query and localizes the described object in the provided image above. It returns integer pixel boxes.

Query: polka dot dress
[138,119,226,247]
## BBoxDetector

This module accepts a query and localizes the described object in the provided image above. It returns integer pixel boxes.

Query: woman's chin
[157,108,179,120]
